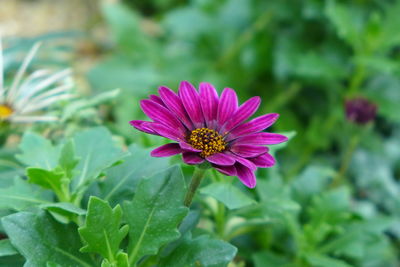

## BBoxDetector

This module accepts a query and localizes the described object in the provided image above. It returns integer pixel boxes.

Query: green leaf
[58,141,79,179]
[1,210,94,267]
[161,210,201,258]
[40,202,86,216]
[79,197,128,263]
[101,252,128,267]
[320,217,395,259]
[200,182,256,210]
[0,254,25,267]
[306,253,352,267]
[159,234,237,267]
[123,166,188,265]
[308,187,351,224]
[325,1,365,50]
[71,127,127,191]
[16,132,60,170]
[97,144,170,206]
[292,165,335,203]
[26,167,64,191]
[39,202,86,223]
[0,239,18,257]
[0,177,51,211]
[252,251,289,267]
[101,1,156,58]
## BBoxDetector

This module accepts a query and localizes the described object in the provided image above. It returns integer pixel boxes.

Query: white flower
[0,38,74,123]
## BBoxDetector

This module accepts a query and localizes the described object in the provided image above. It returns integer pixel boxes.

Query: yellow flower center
[188,128,227,158]
[0,104,13,120]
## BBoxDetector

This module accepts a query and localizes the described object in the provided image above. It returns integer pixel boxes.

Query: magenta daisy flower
[130,81,287,188]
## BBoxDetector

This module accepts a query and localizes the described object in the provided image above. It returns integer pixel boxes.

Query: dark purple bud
[345,97,377,125]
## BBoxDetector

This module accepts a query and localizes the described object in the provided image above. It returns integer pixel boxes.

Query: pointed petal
[9,115,58,123]
[179,142,201,152]
[213,164,237,176]
[178,81,204,128]
[149,94,165,106]
[235,164,256,188]
[15,69,70,105]
[20,93,75,114]
[221,96,260,133]
[7,42,42,102]
[140,99,185,132]
[233,132,288,145]
[249,153,276,167]
[151,143,182,157]
[129,120,158,135]
[150,123,185,142]
[182,152,204,165]
[199,82,219,128]
[206,153,235,166]
[217,88,238,128]
[226,113,279,141]
[226,152,256,170]
[159,86,193,129]
[231,144,269,158]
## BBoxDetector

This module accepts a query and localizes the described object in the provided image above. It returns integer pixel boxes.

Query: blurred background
[1,0,400,266]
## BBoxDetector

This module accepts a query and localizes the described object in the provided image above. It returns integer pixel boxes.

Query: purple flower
[345,97,377,125]
[130,81,287,188]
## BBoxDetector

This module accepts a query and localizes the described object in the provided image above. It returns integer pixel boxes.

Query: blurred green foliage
[1,0,400,266]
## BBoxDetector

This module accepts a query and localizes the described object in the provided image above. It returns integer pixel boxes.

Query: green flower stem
[216,202,226,238]
[348,62,366,96]
[184,167,207,207]
[216,10,272,69]
[0,120,10,146]
[332,132,360,187]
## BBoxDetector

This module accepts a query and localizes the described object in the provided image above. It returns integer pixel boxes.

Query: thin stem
[184,168,207,207]
[332,132,360,187]
[215,202,226,238]
[348,63,366,96]
[215,11,272,69]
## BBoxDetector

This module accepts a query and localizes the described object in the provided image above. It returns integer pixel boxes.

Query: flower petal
[213,164,237,176]
[227,152,256,170]
[140,99,185,132]
[151,143,182,157]
[179,142,201,152]
[182,152,204,165]
[178,81,204,128]
[206,153,235,166]
[217,88,238,128]
[233,132,288,145]
[226,113,279,141]
[129,120,158,135]
[249,153,275,167]
[231,144,269,158]
[221,96,260,133]
[150,123,185,142]
[149,94,165,106]
[235,164,256,188]
[159,86,193,129]
[199,82,219,129]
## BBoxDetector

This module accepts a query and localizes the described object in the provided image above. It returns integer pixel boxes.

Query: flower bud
[345,97,377,125]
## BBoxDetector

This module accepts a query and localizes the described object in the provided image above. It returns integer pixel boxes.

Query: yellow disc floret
[188,128,227,158]
[0,104,13,120]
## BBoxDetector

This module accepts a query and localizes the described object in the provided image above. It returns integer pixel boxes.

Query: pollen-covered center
[0,104,13,120]
[188,128,227,158]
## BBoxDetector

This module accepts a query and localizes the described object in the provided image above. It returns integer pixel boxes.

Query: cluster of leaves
[2,129,396,266]
[0,127,236,266]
